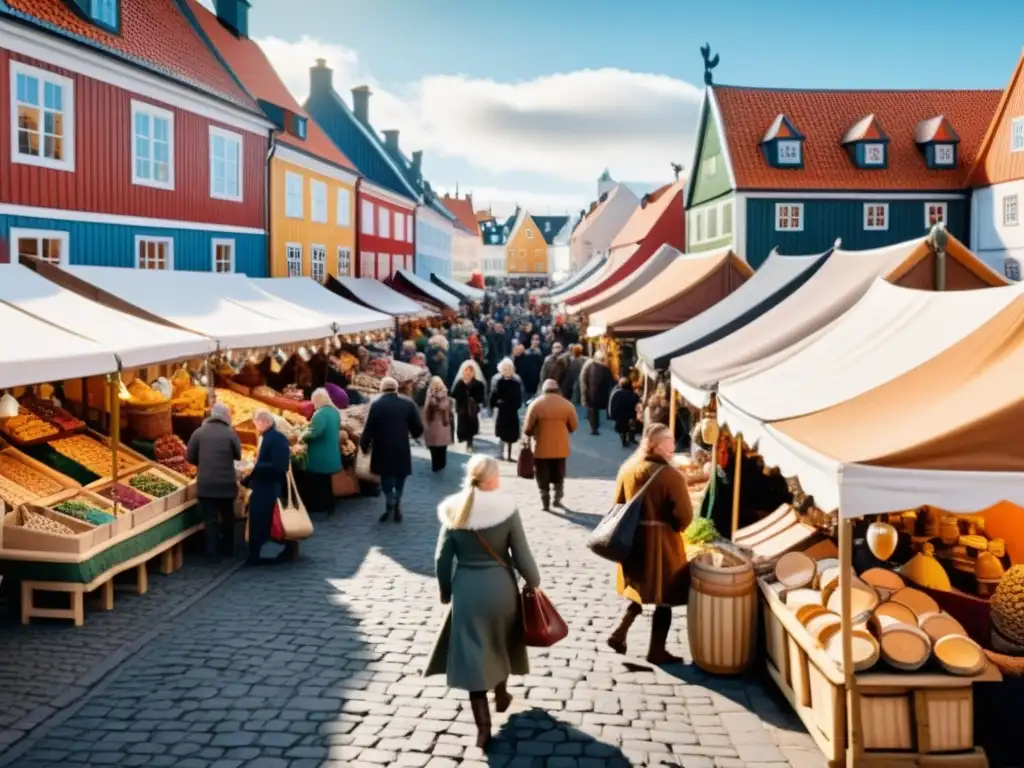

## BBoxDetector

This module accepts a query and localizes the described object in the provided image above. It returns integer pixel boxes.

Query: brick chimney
[382,130,400,152]
[352,85,372,124]
[214,0,250,37]
[411,150,423,175]
[310,59,332,94]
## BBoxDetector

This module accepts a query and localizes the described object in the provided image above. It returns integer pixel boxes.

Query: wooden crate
[2,506,102,554]
[0,445,82,497]
[37,488,132,538]
[89,479,162,525]
[122,466,189,512]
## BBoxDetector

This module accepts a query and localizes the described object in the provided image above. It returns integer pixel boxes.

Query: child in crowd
[607,377,640,447]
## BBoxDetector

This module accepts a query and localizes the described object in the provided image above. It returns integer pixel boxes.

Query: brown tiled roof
[713,85,1001,191]
[610,179,683,250]
[441,194,480,236]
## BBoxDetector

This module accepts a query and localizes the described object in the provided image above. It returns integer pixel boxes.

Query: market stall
[535,253,606,300]
[430,273,485,304]
[388,268,461,312]
[635,246,831,373]
[326,275,435,319]
[571,243,682,316]
[251,277,393,335]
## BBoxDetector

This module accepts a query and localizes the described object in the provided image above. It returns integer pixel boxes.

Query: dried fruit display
[53,500,116,525]
[49,435,141,479]
[22,510,74,535]
[282,411,308,428]
[0,454,64,498]
[158,456,196,478]
[215,389,275,426]
[0,409,58,442]
[97,483,150,511]
[154,435,187,461]
[22,397,83,432]
[129,472,179,498]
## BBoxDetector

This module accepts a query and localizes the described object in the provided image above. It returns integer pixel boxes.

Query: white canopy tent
[330,276,435,318]
[251,278,392,335]
[431,273,485,302]
[56,266,334,349]
[391,269,461,310]
[2,265,214,368]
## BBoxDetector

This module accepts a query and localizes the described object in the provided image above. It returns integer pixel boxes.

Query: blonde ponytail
[447,454,500,529]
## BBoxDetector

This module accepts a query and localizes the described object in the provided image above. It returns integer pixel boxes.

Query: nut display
[53,500,116,525]
[49,435,140,479]
[128,472,179,498]
[97,483,150,511]
[991,565,1024,648]
[216,389,275,426]
[0,409,58,442]
[22,510,74,535]
[0,454,64,498]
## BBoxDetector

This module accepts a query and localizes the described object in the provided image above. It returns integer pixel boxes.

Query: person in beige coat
[421,376,454,472]
[523,378,578,511]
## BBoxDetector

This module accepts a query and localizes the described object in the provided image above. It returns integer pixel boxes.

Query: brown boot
[607,602,642,655]
[647,606,682,665]
[494,680,512,713]
[469,693,492,749]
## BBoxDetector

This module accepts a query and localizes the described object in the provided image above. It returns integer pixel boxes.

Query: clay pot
[866,521,899,562]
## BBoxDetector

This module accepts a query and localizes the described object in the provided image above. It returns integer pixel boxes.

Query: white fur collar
[437,488,517,530]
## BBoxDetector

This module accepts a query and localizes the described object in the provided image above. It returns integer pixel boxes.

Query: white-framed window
[378,207,390,238]
[311,244,326,282]
[377,253,390,276]
[776,140,801,165]
[863,143,886,166]
[310,180,327,223]
[925,202,947,229]
[706,206,719,240]
[544,221,551,233]
[284,171,303,218]
[361,200,374,235]
[1004,258,1021,281]
[864,203,889,231]
[90,0,118,27]
[394,211,404,242]
[285,243,302,276]
[10,61,75,172]
[721,200,733,235]
[489,234,498,244]
[209,126,242,201]
[934,144,955,166]
[135,236,173,270]
[130,101,173,189]
[360,251,375,278]
[211,238,235,273]
[407,215,414,242]
[336,188,351,227]
[775,203,803,231]
[525,228,533,240]
[337,247,351,277]
[10,228,69,266]
[693,209,703,243]
[704,155,718,177]
[1003,194,1019,227]
[1011,117,1024,153]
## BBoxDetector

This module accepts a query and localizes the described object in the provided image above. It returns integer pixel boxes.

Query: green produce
[684,517,719,545]
[129,473,178,498]
[53,500,117,526]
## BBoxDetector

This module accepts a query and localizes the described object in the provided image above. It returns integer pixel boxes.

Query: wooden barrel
[687,550,757,674]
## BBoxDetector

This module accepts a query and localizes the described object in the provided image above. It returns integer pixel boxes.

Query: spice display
[22,510,74,535]
[171,387,207,417]
[0,409,58,442]
[50,435,140,479]
[129,472,179,498]
[0,454,64,498]
[98,483,151,511]
[53,500,117,525]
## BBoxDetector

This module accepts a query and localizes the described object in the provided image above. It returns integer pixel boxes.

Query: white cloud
[254,35,702,206]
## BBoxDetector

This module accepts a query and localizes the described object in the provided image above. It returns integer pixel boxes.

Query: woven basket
[984,648,1024,677]
[126,404,173,440]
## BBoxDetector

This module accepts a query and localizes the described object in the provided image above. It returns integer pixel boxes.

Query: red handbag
[517,441,535,479]
[269,502,285,542]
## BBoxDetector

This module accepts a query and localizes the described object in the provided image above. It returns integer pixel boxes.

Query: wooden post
[839,515,864,766]
[669,384,678,438]
[107,374,120,491]
[730,433,743,538]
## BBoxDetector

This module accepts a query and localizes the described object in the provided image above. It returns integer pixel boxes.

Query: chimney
[466,193,473,208]
[310,58,332,94]
[214,0,251,38]
[382,130,400,152]
[411,150,423,176]
[352,85,372,124]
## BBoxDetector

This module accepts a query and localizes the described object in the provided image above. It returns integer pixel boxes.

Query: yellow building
[505,210,548,275]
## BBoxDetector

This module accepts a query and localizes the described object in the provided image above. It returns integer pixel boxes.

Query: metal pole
[107,373,121,517]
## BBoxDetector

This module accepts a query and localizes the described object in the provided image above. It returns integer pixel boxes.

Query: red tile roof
[5,0,258,111]
[713,86,1001,191]
[610,179,683,250]
[185,0,355,171]
[441,194,480,236]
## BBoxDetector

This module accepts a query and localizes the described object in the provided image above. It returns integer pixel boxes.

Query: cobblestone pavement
[0,409,827,768]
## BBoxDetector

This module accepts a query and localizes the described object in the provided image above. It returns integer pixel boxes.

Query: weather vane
[671,162,684,181]
[700,43,719,86]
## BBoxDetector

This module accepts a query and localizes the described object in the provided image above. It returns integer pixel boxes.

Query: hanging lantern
[866,521,899,562]
[700,417,719,445]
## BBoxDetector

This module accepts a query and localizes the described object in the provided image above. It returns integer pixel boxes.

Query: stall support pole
[839,516,864,766]
[669,385,677,438]
[730,433,743,537]
[107,373,122,516]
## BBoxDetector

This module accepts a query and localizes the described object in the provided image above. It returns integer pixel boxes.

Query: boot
[506,443,514,462]
[393,504,403,524]
[553,483,564,508]
[647,606,682,665]
[379,503,393,523]
[469,694,492,749]
[494,680,512,713]
[540,490,550,512]
[607,602,642,655]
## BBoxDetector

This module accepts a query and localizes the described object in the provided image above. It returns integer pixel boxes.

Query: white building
[414,201,455,279]
[440,193,483,282]
[569,174,639,272]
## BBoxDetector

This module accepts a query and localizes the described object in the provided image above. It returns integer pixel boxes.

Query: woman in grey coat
[424,455,541,749]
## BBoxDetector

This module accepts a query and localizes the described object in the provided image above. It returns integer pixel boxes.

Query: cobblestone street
[0,410,826,768]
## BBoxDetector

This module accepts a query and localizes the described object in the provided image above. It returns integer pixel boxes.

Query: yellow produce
[1,409,58,442]
[0,454,63,498]
[900,542,952,591]
[215,389,276,426]
[128,378,167,405]
[171,387,208,417]
[50,435,141,479]
[990,565,1024,647]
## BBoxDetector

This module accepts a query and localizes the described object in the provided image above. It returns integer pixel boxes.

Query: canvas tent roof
[754,293,1024,517]
[562,244,638,308]
[42,265,334,350]
[636,248,830,371]
[543,254,606,299]
[574,244,682,316]
[430,273,486,302]
[390,269,461,310]
[4,264,214,369]
[586,248,752,338]
[670,234,1002,406]
[326,276,434,318]
[250,278,392,335]
[717,279,1024,467]
[553,257,616,305]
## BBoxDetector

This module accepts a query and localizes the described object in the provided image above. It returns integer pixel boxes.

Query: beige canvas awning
[575,244,682,317]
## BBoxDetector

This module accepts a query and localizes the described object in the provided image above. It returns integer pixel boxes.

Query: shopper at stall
[424,454,542,750]
[427,335,450,384]
[187,402,242,558]
[516,340,543,398]
[608,377,641,447]
[562,344,585,402]
[301,388,343,517]
[359,377,424,523]
[490,358,523,461]
[245,410,297,565]
[606,423,693,664]
[523,378,578,511]
[539,342,568,393]
[423,376,454,472]
[580,350,615,436]
[451,360,486,452]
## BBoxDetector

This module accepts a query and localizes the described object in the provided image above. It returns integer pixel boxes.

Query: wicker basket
[125,403,173,440]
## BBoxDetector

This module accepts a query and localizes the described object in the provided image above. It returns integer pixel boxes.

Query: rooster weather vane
[701,43,719,86]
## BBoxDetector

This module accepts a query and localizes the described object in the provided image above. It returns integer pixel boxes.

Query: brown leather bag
[331,467,358,498]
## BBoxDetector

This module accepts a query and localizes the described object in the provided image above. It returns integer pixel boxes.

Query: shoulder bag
[587,466,664,563]
[276,468,314,541]
[517,438,535,479]
[474,531,568,648]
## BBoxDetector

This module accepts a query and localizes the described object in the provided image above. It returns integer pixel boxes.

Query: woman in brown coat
[422,376,454,472]
[607,422,694,664]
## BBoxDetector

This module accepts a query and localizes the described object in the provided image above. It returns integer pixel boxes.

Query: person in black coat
[580,351,615,436]
[516,340,544,398]
[607,378,641,447]
[359,377,424,523]
[489,358,523,461]
[243,410,295,565]
[451,360,486,451]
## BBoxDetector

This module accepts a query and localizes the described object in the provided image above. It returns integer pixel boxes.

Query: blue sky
[218,0,1021,215]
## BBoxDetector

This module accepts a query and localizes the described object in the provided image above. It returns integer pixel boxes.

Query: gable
[968,51,1024,188]
[689,92,734,208]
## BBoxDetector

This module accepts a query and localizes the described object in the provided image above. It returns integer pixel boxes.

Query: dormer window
[544,222,551,233]
[760,114,805,169]
[288,114,307,140]
[91,0,117,27]
[841,115,889,169]
[914,116,960,169]
[934,144,955,165]
[526,229,533,239]
[863,143,885,166]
